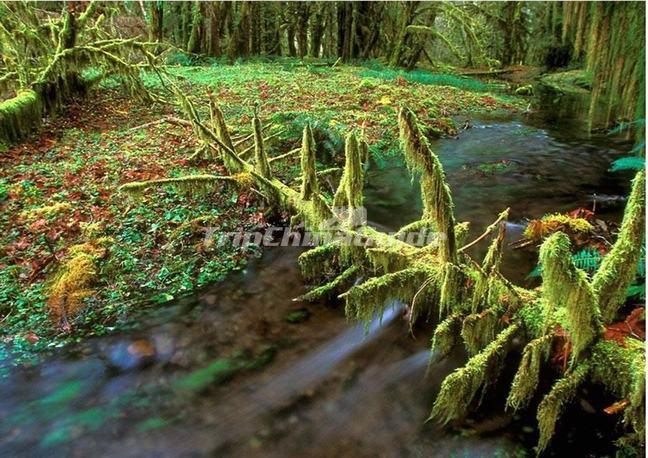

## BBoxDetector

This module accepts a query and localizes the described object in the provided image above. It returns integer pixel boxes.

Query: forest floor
[0,61,525,366]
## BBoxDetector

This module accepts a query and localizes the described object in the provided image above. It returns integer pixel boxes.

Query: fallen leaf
[603,399,630,415]
[604,307,645,345]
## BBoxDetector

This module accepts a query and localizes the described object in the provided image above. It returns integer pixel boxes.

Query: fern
[571,248,603,273]
[608,118,646,135]
[528,245,645,301]
[528,248,601,279]
[626,284,645,299]
[609,156,645,173]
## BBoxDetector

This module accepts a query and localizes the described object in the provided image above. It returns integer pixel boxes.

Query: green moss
[119,174,234,196]
[518,303,546,339]
[507,334,553,411]
[431,313,462,359]
[592,171,645,322]
[430,323,520,424]
[539,232,602,364]
[297,242,341,281]
[300,124,319,201]
[341,267,431,324]
[539,70,592,95]
[332,132,364,226]
[252,112,273,179]
[471,223,506,314]
[439,262,466,317]
[461,307,502,355]
[0,89,42,143]
[398,106,457,263]
[299,265,359,302]
[536,361,590,454]
[591,339,645,440]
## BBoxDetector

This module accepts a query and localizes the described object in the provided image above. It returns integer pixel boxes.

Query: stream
[0,94,635,457]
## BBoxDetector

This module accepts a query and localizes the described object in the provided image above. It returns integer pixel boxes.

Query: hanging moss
[398,106,457,264]
[562,2,645,130]
[409,265,443,322]
[332,132,364,226]
[300,123,319,201]
[592,171,645,322]
[430,323,520,424]
[252,111,272,180]
[0,89,42,144]
[507,334,553,411]
[590,339,645,441]
[536,362,590,454]
[299,265,360,302]
[341,267,431,324]
[366,247,412,274]
[539,232,602,364]
[461,307,501,355]
[297,242,341,281]
[470,222,506,314]
[518,303,546,339]
[439,262,466,317]
[431,313,462,359]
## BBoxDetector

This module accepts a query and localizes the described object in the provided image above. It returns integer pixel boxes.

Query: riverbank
[0,62,523,364]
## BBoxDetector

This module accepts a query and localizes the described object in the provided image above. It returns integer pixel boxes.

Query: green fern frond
[571,248,603,273]
[609,156,645,173]
[626,284,645,299]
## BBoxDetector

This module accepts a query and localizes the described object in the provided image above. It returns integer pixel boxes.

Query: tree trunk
[309,3,325,58]
[227,1,251,60]
[296,2,310,58]
[207,2,222,57]
[323,3,335,57]
[187,1,203,53]
[389,2,419,67]
[250,1,261,55]
[148,1,163,43]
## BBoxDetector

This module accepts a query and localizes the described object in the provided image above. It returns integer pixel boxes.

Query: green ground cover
[0,61,522,366]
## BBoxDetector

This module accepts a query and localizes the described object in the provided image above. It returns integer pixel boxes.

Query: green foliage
[609,156,645,173]
[360,63,500,93]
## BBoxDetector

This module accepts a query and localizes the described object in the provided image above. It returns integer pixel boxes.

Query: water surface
[0,103,635,457]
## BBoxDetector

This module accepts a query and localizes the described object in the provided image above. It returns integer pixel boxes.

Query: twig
[458,208,510,253]
[268,147,301,163]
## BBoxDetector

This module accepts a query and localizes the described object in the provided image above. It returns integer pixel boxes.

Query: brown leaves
[604,307,645,346]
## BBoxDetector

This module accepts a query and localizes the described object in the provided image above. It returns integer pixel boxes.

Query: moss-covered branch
[592,170,645,322]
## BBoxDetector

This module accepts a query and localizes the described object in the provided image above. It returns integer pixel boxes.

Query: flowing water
[0,93,635,457]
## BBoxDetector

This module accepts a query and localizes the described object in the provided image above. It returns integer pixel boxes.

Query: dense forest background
[1,1,644,130]
[133,1,644,124]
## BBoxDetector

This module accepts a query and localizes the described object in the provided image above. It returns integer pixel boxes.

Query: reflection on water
[0,106,636,457]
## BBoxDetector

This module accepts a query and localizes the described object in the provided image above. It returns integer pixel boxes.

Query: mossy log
[120,84,646,454]
[0,90,42,144]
